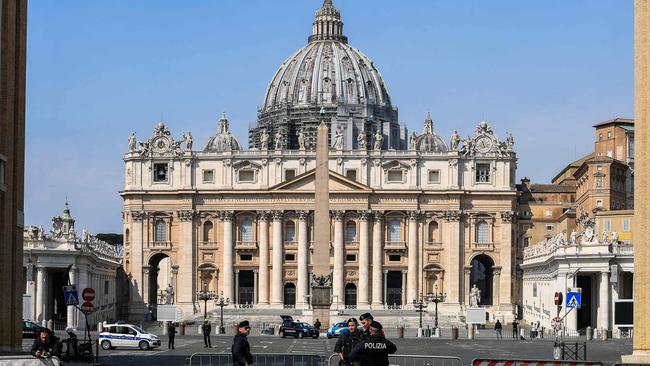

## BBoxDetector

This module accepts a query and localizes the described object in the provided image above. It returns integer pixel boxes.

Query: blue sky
[25,1,633,233]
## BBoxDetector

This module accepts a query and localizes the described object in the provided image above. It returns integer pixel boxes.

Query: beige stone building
[121,0,519,325]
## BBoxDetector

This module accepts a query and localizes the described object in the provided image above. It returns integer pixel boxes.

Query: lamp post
[413,295,427,333]
[196,286,216,321]
[426,284,446,334]
[215,292,230,334]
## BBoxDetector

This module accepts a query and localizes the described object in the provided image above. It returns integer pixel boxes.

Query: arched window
[203,221,213,243]
[476,220,489,244]
[428,221,439,243]
[345,221,357,242]
[285,221,296,242]
[239,219,253,242]
[154,220,167,242]
[387,219,401,242]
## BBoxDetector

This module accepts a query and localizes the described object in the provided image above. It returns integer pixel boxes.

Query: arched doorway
[345,283,357,308]
[470,254,494,305]
[148,252,172,306]
[283,283,296,308]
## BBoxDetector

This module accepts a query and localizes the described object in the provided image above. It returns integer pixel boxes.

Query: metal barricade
[190,353,325,366]
[472,358,603,366]
[0,355,62,366]
[328,354,463,366]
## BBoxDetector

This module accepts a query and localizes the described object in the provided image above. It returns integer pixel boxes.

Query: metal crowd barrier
[189,353,324,366]
[327,353,463,366]
[472,358,603,366]
[0,355,62,366]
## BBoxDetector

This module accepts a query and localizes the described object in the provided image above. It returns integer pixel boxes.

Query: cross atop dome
[309,0,347,43]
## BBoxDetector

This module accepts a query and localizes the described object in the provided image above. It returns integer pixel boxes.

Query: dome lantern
[308,0,347,43]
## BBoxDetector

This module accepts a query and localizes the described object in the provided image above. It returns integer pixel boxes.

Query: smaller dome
[204,113,241,152]
[416,113,448,153]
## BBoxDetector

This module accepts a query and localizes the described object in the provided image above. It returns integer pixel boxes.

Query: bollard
[199,324,203,335]
[47,319,54,331]
[468,325,475,340]
[162,321,168,335]
[417,328,423,337]
[398,327,404,339]
[601,328,609,340]
[451,326,458,340]
[586,326,592,341]
[180,322,185,336]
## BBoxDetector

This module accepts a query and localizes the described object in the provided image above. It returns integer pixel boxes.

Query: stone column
[358,211,370,308]
[407,211,419,305]
[598,271,610,332]
[142,266,150,305]
[332,211,345,307]
[492,267,501,307]
[564,273,578,333]
[297,211,310,307]
[235,269,240,304]
[220,211,235,302]
[253,270,258,305]
[177,210,196,310]
[444,211,462,304]
[401,270,407,306]
[499,211,514,306]
[383,271,388,306]
[129,211,146,307]
[67,266,78,329]
[35,267,46,324]
[257,212,270,306]
[271,211,284,306]
[371,212,384,308]
[464,267,472,305]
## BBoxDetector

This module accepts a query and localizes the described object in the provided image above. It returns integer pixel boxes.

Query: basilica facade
[121,0,519,323]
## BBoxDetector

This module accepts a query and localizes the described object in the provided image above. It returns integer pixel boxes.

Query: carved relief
[131,211,148,222]
[330,210,345,221]
[443,210,462,222]
[177,210,196,222]
[218,211,235,222]
[500,211,516,223]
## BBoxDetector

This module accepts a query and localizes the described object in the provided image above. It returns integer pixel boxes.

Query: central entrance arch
[469,254,494,306]
[148,252,172,307]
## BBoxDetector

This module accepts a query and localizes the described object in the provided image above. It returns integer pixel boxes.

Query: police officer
[334,318,363,366]
[232,320,253,366]
[167,322,176,350]
[358,313,373,339]
[349,321,397,366]
[202,319,212,348]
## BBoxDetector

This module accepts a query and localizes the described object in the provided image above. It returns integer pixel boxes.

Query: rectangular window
[545,210,553,217]
[345,254,357,262]
[153,163,168,183]
[284,254,295,261]
[388,254,401,262]
[345,169,357,181]
[427,170,440,184]
[623,219,631,232]
[238,169,255,182]
[596,200,604,207]
[524,237,530,247]
[387,170,403,182]
[240,254,253,261]
[476,163,490,183]
[105,280,110,295]
[629,136,635,159]
[604,220,611,232]
[202,169,215,183]
[546,225,553,231]
[284,169,296,181]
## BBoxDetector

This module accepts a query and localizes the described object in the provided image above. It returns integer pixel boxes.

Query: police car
[99,323,161,350]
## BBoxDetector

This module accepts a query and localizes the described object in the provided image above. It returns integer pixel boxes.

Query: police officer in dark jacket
[202,319,212,348]
[358,313,373,339]
[349,321,397,366]
[167,322,176,349]
[232,320,253,366]
[334,318,363,366]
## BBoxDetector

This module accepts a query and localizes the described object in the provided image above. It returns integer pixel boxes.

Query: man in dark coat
[334,318,363,366]
[167,322,176,349]
[202,319,212,348]
[349,321,397,366]
[358,313,373,339]
[232,320,253,366]
[314,319,322,331]
[31,330,56,358]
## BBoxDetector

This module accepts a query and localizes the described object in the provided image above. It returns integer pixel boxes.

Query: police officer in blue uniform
[349,321,397,366]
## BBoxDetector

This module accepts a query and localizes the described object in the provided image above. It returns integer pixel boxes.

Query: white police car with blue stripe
[99,323,161,350]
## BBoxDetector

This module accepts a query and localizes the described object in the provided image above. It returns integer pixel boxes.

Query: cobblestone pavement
[21,334,630,366]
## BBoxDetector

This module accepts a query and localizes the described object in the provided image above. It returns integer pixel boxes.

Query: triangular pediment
[270,169,372,193]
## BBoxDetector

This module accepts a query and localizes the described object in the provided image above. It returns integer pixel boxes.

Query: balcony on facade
[384,241,407,252]
[148,241,172,250]
[235,241,258,251]
[200,241,218,249]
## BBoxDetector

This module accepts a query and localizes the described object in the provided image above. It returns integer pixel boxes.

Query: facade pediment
[269,169,372,193]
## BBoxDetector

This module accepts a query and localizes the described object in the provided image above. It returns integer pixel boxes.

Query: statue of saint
[409,132,418,150]
[357,130,367,150]
[469,284,481,307]
[128,132,137,152]
[334,128,344,150]
[166,284,175,304]
[450,130,460,151]
[582,226,595,244]
[570,229,577,244]
[373,131,384,151]
[260,130,269,150]
[297,129,306,150]
[275,130,283,150]
[506,132,515,151]
[611,231,619,244]
[183,132,193,151]
[82,228,90,243]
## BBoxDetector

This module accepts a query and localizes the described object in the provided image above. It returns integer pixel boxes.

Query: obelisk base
[312,287,332,330]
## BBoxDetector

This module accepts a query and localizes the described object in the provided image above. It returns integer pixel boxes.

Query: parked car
[279,316,320,339]
[99,323,160,350]
[22,320,54,339]
[326,321,350,339]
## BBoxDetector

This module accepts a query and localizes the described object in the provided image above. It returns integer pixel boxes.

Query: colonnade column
[177,210,196,308]
[371,212,384,309]
[406,211,419,305]
[67,266,78,329]
[499,211,514,306]
[220,211,234,303]
[297,211,310,307]
[357,211,370,308]
[35,267,46,324]
[271,211,284,306]
[257,212,270,306]
[598,271,610,332]
[564,273,578,333]
[332,210,345,307]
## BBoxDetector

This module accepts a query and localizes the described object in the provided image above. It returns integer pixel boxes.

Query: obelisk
[623,1,650,362]
[312,121,332,327]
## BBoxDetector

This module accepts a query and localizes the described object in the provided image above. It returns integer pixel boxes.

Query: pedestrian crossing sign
[566,292,581,309]
[63,285,79,306]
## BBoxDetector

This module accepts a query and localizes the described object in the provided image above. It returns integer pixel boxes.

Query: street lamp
[215,292,230,334]
[196,286,217,320]
[425,284,447,332]
[412,295,427,331]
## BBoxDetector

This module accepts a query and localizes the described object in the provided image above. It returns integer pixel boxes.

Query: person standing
[167,322,176,350]
[358,313,374,339]
[512,320,519,339]
[232,320,253,366]
[349,321,397,366]
[334,318,363,366]
[202,319,212,348]
[314,319,322,332]
[494,320,503,340]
